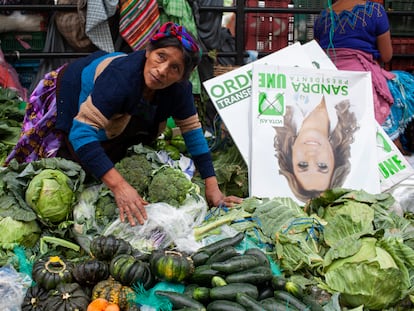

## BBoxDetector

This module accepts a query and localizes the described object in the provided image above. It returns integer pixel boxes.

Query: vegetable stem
[193,209,251,240]
[40,236,80,254]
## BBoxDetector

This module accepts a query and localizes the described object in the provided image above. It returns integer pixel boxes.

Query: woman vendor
[5,22,242,226]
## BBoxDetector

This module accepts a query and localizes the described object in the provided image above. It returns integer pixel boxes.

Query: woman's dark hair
[147,36,201,81]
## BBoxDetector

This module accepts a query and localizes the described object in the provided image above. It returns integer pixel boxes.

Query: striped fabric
[119,0,160,51]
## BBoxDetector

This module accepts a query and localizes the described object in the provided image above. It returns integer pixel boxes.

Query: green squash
[44,283,90,311]
[72,259,109,286]
[90,235,133,261]
[21,284,48,311]
[109,254,154,288]
[150,250,194,283]
[32,256,74,290]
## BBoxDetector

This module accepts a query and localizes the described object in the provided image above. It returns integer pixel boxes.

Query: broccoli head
[115,154,153,194]
[95,187,119,228]
[147,166,196,207]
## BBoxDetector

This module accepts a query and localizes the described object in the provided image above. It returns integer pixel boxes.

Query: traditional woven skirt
[382,70,414,140]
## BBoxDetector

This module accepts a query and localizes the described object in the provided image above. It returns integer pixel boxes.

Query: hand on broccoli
[115,154,153,194]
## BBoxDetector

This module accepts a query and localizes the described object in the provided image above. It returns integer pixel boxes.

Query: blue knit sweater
[56,50,214,179]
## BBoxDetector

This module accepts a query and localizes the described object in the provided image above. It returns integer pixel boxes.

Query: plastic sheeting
[387,155,414,213]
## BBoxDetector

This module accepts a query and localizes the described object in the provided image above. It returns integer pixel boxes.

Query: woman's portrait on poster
[274,95,360,202]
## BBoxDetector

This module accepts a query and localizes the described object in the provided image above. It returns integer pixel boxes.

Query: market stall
[1,2,414,311]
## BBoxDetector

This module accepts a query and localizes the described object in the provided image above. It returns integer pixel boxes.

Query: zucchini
[260,297,295,311]
[191,251,210,266]
[274,290,308,311]
[184,284,199,297]
[174,309,202,311]
[155,290,206,311]
[211,275,227,287]
[192,286,210,303]
[225,265,273,285]
[210,255,260,274]
[257,284,274,301]
[207,300,246,311]
[235,292,265,311]
[206,246,239,265]
[190,264,223,286]
[285,280,304,299]
[243,248,270,267]
[198,232,245,255]
[209,282,259,301]
[271,275,287,290]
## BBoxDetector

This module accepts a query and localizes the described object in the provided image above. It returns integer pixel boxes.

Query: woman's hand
[101,168,148,226]
[204,176,243,207]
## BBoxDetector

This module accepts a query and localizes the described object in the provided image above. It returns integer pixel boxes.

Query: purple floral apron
[5,65,66,165]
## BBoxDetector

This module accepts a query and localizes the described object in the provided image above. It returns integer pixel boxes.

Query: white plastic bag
[103,197,207,254]
[0,265,32,311]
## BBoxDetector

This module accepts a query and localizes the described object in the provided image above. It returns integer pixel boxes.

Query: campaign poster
[301,41,414,190]
[249,64,380,202]
[203,42,315,164]
[376,126,414,191]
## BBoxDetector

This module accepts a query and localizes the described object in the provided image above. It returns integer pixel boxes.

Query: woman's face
[144,46,185,90]
[292,128,335,191]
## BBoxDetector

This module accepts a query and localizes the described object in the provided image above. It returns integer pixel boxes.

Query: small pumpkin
[91,277,136,311]
[150,250,194,283]
[32,255,74,290]
[21,284,48,311]
[87,298,120,311]
[90,235,133,261]
[109,254,154,288]
[44,282,90,311]
[73,259,110,286]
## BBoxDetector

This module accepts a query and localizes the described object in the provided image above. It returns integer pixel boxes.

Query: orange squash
[105,304,121,311]
[91,278,136,310]
[87,298,108,311]
[87,298,121,311]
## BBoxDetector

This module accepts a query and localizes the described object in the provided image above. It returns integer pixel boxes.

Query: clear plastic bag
[103,197,208,254]
[387,174,414,214]
[72,184,105,253]
[0,265,32,311]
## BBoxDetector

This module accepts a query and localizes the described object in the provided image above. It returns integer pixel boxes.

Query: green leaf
[252,197,306,237]
[321,201,377,266]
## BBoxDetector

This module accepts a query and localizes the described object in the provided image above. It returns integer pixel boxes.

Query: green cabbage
[323,237,406,310]
[0,216,41,249]
[25,169,75,224]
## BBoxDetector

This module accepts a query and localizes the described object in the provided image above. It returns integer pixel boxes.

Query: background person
[5,22,242,226]
[274,97,359,202]
[313,0,414,155]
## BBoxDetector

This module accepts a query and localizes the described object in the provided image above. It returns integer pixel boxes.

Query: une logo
[258,92,285,116]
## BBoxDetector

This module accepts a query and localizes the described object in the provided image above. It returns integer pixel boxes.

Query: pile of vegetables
[21,235,144,311]
[2,123,414,310]
[7,180,414,310]
[154,124,249,198]
[0,87,25,165]
[153,125,188,161]
[104,144,201,209]
[250,189,414,310]
[21,232,325,311]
